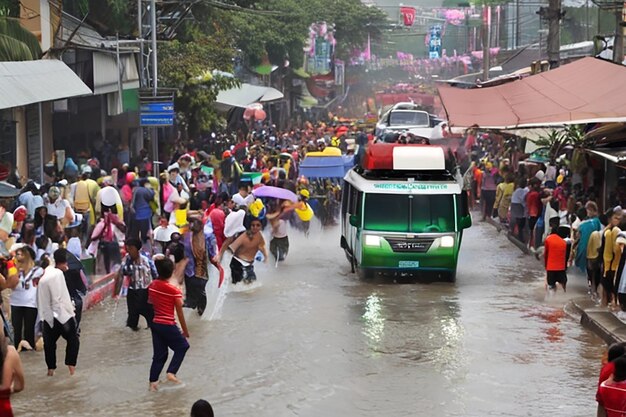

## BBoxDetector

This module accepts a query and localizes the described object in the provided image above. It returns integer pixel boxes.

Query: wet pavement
[13,219,606,417]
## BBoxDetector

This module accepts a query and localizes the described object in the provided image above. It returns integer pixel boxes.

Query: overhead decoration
[400,6,416,27]
[304,22,336,76]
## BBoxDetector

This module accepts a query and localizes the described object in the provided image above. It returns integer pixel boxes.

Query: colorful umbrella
[252,186,298,202]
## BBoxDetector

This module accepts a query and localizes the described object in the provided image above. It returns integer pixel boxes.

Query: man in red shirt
[147,256,190,392]
[598,355,626,416]
[544,217,568,292]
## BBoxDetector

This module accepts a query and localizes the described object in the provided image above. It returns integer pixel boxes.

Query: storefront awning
[214,83,284,112]
[0,60,92,110]
[438,57,626,129]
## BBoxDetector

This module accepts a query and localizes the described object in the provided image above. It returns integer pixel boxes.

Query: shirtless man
[227,218,268,284]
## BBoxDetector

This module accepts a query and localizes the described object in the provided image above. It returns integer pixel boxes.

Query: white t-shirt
[232,193,254,208]
[154,224,179,243]
[11,266,44,308]
[47,199,71,220]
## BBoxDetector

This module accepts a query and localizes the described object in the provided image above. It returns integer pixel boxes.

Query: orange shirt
[544,233,567,271]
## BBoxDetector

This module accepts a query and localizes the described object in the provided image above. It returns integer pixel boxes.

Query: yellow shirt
[587,230,602,260]
[603,227,622,273]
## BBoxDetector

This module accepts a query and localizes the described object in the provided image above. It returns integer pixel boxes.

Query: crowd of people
[0,119,363,414]
[460,127,626,415]
[0,114,625,414]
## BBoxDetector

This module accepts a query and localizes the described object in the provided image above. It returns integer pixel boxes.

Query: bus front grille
[383,237,435,253]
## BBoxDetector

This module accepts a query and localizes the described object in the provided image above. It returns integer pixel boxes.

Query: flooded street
[13,220,605,417]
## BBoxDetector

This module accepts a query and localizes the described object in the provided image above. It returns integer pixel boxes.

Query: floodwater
[13,220,605,417]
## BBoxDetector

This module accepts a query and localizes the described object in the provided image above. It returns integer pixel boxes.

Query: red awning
[438,57,626,129]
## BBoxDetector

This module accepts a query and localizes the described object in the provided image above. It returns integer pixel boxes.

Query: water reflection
[362,293,385,348]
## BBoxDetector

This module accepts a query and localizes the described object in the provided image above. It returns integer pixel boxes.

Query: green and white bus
[340,144,471,281]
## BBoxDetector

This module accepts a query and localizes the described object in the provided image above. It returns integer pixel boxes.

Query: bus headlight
[365,235,381,247]
[440,236,455,248]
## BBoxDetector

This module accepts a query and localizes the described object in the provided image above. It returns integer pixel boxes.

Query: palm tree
[0,16,42,61]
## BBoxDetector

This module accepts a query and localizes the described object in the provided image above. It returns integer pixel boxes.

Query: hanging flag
[400,6,416,27]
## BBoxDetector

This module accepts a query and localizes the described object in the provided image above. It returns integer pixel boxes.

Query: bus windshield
[363,194,455,233]
[388,111,429,126]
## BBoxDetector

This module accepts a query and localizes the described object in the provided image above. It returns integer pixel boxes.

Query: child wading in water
[148,255,190,391]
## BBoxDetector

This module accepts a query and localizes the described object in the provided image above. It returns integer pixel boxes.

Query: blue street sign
[140,102,174,113]
[140,113,174,126]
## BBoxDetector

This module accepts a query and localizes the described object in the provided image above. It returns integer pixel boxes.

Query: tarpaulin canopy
[300,155,354,178]
[214,83,283,112]
[438,57,626,129]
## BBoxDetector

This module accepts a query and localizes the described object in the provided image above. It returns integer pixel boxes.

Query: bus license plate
[399,261,419,268]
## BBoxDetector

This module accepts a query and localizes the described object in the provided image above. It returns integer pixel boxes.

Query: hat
[299,189,310,199]
[12,206,27,223]
[222,150,231,159]
[0,182,19,198]
[58,179,68,187]
[66,213,83,229]
[47,186,60,199]
[81,165,92,175]
[168,163,180,173]
[102,176,114,186]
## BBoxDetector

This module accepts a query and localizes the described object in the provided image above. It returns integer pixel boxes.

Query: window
[350,187,361,215]
[341,182,351,216]
[363,193,455,233]
[410,194,455,233]
[389,111,429,127]
[364,194,409,232]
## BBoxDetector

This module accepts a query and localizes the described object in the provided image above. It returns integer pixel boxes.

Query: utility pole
[613,7,624,63]
[515,0,521,48]
[538,0,563,68]
[150,0,159,178]
[547,0,561,68]
[482,5,490,81]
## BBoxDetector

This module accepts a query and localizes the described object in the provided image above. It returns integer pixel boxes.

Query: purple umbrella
[252,186,298,202]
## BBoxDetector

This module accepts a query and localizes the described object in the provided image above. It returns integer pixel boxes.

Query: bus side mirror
[460,215,472,230]
[349,214,360,227]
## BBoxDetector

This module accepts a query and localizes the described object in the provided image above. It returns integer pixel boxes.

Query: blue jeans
[149,323,189,382]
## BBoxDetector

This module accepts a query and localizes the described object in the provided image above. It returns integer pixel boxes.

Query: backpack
[73,181,90,213]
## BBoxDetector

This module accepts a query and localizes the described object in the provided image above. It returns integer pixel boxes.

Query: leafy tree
[0,16,42,61]
[0,0,18,17]
[224,0,386,67]
[304,0,387,59]
[159,32,240,138]
[63,0,135,35]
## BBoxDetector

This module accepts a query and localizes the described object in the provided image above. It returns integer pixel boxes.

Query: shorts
[602,270,616,299]
[546,270,567,289]
[270,236,289,261]
[230,257,256,285]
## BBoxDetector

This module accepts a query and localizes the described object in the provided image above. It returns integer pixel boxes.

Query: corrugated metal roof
[0,60,92,110]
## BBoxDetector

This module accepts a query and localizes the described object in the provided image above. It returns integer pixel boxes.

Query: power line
[197,0,287,16]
